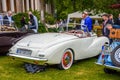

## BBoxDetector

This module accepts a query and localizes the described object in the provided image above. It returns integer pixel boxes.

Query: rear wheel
[111,45,120,67]
[58,49,73,70]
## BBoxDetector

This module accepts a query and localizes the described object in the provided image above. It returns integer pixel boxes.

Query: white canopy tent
[66,11,102,31]
[66,11,82,31]
[67,11,83,19]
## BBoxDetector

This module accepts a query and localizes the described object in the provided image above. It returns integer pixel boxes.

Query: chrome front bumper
[8,53,48,65]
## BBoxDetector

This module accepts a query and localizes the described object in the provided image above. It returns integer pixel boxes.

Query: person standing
[113,14,120,28]
[28,11,38,33]
[80,13,85,30]
[102,14,113,44]
[109,14,114,25]
[58,19,64,32]
[81,11,92,32]
[20,16,28,31]
[114,14,120,25]
[102,14,113,37]
[0,14,3,26]
[20,16,26,27]
[3,11,14,26]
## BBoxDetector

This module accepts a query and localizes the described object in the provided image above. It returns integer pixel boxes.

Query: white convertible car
[8,30,109,70]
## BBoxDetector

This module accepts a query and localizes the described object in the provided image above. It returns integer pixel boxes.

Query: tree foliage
[50,0,119,19]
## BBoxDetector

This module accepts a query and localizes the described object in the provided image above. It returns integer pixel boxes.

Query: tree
[41,0,120,32]
[46,0,119,21]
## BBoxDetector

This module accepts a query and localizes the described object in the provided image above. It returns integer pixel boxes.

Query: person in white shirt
[80,13,86,30]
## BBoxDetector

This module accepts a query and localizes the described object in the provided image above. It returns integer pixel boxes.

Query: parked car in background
[96,28,120,74]
[96,41,120,73]
[0,23,34,54]
[8,25,109,70]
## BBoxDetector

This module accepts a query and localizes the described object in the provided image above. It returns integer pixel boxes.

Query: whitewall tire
[58,49,73,70]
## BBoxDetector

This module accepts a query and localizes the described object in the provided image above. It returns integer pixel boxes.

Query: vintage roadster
[8,28,109,70]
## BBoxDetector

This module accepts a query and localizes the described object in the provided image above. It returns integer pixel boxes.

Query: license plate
[16,48,32,56]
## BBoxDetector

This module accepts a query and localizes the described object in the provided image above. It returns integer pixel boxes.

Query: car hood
[16,33,78,49]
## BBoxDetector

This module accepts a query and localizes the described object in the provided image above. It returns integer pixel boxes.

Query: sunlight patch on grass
[0,66,3,70]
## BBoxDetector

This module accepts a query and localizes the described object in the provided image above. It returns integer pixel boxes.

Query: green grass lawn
[0,56,120,80]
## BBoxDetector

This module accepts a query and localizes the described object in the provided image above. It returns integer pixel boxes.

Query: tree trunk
[16,0,22,13]
[40,0,45,23]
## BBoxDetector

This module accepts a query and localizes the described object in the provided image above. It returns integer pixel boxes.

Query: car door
[72,35,97,60]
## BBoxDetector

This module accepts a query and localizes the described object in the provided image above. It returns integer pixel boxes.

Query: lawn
[0,56,120,80]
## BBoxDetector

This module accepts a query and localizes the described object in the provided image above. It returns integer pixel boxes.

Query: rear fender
[92,37,109,47]
[87,36,109,56]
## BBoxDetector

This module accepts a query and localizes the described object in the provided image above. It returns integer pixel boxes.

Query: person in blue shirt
[81,11,92,32]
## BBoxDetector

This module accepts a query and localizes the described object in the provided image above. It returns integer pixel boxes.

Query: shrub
[38,23,48,33]
[45,13,56,24]
[13,12,28,28]
[13,11,48,33]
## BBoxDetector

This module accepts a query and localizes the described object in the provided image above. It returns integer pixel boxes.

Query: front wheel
[58,49,73,70]
[111,45,120,67]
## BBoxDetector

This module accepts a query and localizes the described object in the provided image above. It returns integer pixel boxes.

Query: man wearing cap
[81,11,92,32]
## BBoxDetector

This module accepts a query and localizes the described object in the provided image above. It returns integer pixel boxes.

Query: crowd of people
[79,11,120,43]
[101,13,120,43]
[1,10,120,41]
[0,11,38,33]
